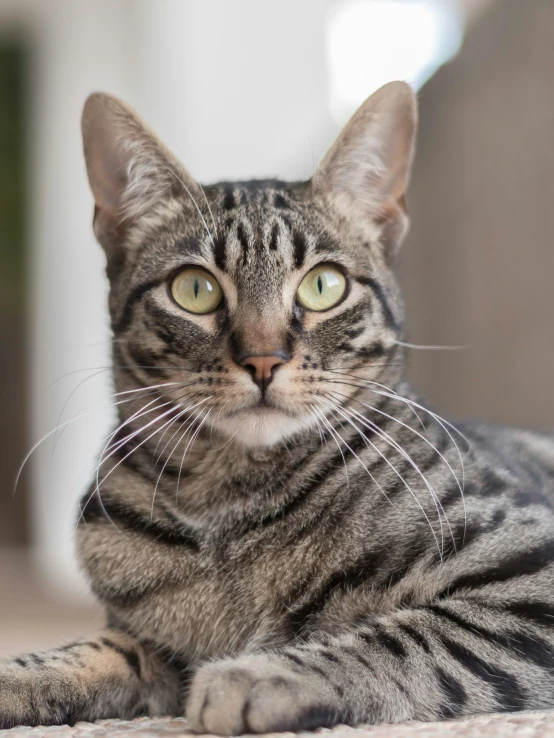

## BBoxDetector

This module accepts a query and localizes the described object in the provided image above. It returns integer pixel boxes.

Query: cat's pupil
[194,279,199,299]
[317,276,323,294]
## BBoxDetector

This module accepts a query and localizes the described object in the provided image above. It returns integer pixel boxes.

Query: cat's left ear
[81,92,202,256]
[312,81,417,253]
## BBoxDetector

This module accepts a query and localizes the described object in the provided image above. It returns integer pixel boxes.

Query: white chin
[215,408,313,448]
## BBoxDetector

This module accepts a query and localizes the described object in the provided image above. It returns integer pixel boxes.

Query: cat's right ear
[81,93,200,258]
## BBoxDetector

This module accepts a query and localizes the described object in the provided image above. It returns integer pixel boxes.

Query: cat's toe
[186,655,341,735]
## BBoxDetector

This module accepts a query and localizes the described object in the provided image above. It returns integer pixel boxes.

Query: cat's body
[2,82,554,733]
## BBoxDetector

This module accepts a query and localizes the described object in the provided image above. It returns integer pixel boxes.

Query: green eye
[171,268,223,314]
[296,265,347,312]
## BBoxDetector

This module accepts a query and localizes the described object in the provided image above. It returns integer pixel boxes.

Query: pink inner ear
[312,82,416,230]
[87,139,128,220]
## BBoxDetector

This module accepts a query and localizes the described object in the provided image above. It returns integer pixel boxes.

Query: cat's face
[82,83,417,447]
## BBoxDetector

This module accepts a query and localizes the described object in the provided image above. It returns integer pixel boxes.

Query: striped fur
[2,82,554,733]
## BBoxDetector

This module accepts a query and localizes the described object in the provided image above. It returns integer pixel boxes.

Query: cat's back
[460,421,554,497]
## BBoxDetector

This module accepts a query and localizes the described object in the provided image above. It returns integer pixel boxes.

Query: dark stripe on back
[289,549,386,634]
[439,540,554,597]
[274,193,288,209]
[374,627,407,658]
[502,600,554,627]
[427,604,554,669]
[397,624,431,653]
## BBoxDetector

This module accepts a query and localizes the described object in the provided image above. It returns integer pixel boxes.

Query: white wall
[28,0,135,598]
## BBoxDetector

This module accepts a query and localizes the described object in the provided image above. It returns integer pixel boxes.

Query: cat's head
[82,82,417,448]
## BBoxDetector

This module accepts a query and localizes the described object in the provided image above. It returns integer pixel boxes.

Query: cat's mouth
[214,396,312,447]
[229,400,293,417]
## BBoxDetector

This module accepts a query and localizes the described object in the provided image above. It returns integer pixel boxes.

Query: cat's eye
[171,268,223,314]
[296,265,347,312]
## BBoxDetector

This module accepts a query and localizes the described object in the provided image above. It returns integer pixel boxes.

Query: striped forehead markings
[223,187,235,210]
[274,193,289,209]
[236,222,249,265]
[213,232,227,270]
[270,222,280,251]
[292,231,307,268]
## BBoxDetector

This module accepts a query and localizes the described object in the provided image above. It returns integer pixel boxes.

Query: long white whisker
[167,168,216,249]
[150,397,213,519]
[152,392,198,459]
[310,405,349,487]
[325,372,470,498]
[319,396,444,560]
[395,340,468,351]
[14,414,91,496]
[328,371,471,452]
[79,395,197,526]
[52,367,111,449]
[324,374,468,547]
[197,181,217,236]
[332,389,465,543]
[54,382,190,456]
[175,407,213,497]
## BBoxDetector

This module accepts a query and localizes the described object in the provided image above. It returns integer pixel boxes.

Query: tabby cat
[2,81,554,733]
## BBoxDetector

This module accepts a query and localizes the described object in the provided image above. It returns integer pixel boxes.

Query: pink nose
[240,354,288,389]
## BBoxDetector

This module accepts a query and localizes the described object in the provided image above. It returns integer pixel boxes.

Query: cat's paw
[186,653,342,735]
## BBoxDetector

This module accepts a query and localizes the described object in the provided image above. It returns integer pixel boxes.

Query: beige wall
[400,0,554,430]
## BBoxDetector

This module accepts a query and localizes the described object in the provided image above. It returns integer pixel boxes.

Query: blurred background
[1,0,553,656]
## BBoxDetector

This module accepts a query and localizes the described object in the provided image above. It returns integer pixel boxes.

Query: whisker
[150,397,213,520]
[175,406,214,499]
[323,374,469,545]
[331,388,464,519]
[152,391,198,460]
[197,181,218,237]
[14,413,91,497]
[325,372,471,492]
[319,395,444,560]
[312,405,400,500]
[164,166,216,250]
[394,340,468,351]
[79,392,201,526]
[309,404,349,487]
[327,370,471,451]
[54,382,189,456]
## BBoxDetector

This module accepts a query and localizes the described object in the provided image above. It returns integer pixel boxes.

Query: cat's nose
[239,353,289,391]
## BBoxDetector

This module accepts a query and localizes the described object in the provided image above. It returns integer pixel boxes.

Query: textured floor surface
[4,713,554,738]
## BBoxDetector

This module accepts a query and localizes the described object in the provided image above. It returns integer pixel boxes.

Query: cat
[2,81,554,734]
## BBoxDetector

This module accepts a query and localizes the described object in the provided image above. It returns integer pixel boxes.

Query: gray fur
[2,82,554,733]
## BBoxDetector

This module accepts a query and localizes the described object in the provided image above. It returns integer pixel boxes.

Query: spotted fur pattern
[2,83,554,733]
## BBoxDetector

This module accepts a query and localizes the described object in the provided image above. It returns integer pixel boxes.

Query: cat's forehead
[202,179,327,281]
[210,179,303,210]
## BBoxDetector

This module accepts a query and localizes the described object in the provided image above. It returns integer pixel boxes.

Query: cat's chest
[90,524,308,662]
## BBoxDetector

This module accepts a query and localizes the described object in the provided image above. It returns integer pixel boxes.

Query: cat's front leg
[0,629,181,728]
[187,596,554,734]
